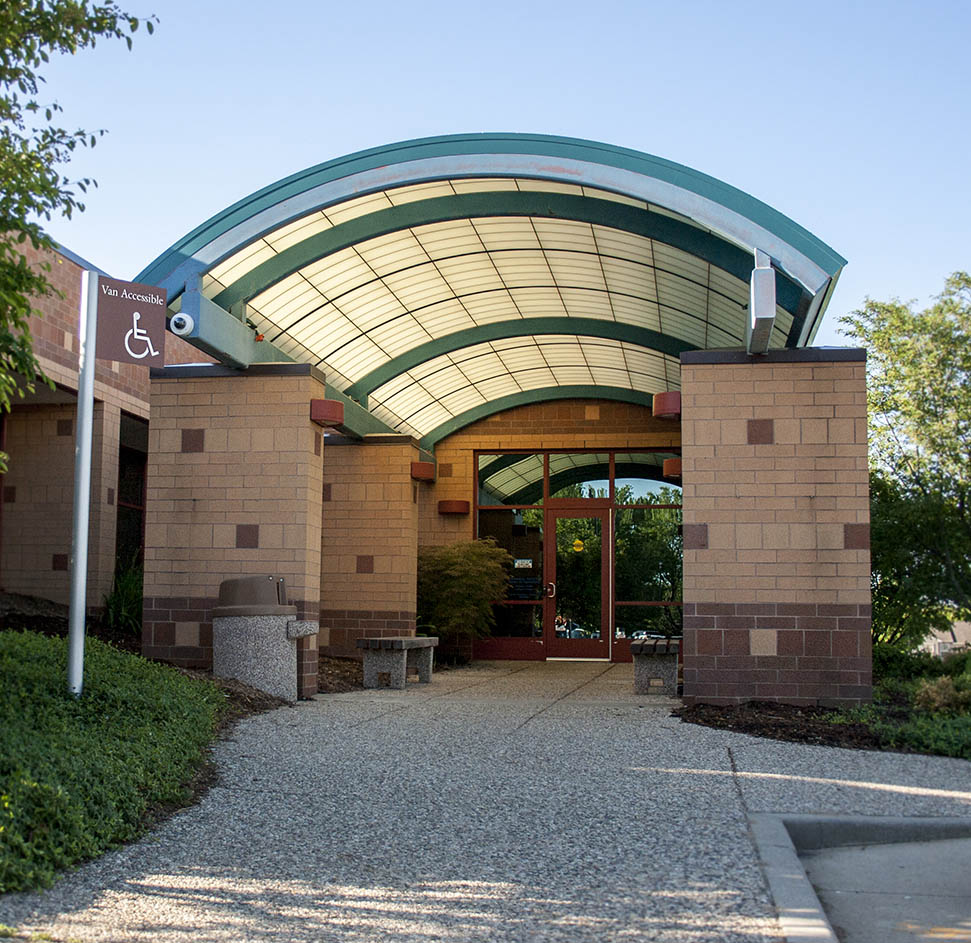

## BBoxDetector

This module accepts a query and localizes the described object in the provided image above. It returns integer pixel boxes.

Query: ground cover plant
[678,643,971,759]
[0,630,226,893]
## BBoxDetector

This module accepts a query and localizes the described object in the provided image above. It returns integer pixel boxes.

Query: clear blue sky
[41,0,971,346]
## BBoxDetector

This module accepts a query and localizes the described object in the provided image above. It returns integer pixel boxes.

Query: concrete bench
[631,637,681,696]
[356,637,439,690]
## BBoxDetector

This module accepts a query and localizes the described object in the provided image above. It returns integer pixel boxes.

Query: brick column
[680,349,871,706]
[143,365,324,697]
[318,435,420,657]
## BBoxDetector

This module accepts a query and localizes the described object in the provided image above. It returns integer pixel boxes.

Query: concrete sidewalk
[2,661,970,942]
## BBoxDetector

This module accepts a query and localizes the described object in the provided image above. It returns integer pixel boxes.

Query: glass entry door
[545,510,609,658]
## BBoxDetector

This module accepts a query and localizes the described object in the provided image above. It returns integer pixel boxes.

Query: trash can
[212,575,317,701]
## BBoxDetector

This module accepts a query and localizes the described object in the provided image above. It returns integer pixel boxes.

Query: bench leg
[362,650,408,689]
[632,654,678,696]
[408,646,434,683]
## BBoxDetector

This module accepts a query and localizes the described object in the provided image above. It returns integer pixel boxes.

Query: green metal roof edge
[136,133,847,288]
[212,190,805,320]
[419,385,658,450]
[344,318,693,402]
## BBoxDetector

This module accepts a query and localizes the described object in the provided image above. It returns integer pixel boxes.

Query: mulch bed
[676,701,884,751]
[318,655,364,692]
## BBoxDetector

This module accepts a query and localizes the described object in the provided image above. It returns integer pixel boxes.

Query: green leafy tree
[0,1,154,470]
[868,473,958,647]
[841,273,971,643]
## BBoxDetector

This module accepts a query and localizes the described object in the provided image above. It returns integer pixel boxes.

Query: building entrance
[547,510,609,658]
[474,450,682,662]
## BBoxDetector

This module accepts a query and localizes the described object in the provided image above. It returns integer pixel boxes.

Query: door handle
[546,582,556,598]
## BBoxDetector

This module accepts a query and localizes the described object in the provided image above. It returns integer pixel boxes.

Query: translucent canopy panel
[225,209,769,400]
[368,336,679,438]
[205,177,709,294]
[138,135,846,445]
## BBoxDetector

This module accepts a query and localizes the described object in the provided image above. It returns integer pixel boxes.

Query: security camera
[170,313,195,336]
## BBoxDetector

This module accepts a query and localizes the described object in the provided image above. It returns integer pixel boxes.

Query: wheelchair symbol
[124,311,160,360]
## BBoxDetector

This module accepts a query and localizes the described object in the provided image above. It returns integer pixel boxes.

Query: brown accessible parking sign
[95,277,167,366]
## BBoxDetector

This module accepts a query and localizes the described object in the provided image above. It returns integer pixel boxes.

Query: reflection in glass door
[546,511,609,658]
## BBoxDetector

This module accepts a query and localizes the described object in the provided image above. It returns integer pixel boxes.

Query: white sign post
[67,271,100,696]
[67,271,167,696]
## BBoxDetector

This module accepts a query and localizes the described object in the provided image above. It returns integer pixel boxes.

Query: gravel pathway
[3,661,969,942]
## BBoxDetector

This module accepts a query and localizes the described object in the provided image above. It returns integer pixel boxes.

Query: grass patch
[0,630,226,893]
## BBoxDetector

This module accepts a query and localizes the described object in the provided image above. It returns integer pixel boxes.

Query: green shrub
[102,558,144,635]
[0,631,225,892]
[868,713,971,760]
[871,641,946,682]
[417,539,512,661]
[872,675,921,708]
[913,676,971,714]
[943,648,971,679]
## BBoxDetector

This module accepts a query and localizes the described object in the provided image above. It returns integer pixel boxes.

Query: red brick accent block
[652,391,682,419]
[438,463,453,477]
[438,500,470,515]
[56,419,72,436]
[235,524,259,548]
[681,602,871,706]
[107,487,115,506]
[52,553,68,570]
[844,523,870,549]
[682,523,708,550]
[181,428,205,452]
[310,399,344,427]
[747,418,775,445]
[297,636,318,698]
[143,594,216,668]
[662,457,682,479]
[322,483,332,502]
[314,432,322,456]
[356,555,374,573]
[410,461,436,481]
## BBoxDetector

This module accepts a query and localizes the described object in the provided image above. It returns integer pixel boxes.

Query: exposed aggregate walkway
[2,661,969,942]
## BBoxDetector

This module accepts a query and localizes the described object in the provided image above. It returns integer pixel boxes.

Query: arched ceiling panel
[137,135,846,445]
[366,335,679,439]
[230,212,760,401]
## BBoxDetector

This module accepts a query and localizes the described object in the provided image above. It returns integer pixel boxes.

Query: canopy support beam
[175,279,295,368]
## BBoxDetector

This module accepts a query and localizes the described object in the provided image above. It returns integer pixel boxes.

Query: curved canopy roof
[139,134,846,448]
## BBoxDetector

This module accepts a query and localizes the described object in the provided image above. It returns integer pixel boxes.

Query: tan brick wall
[0,245,214,609]
[1,405,77,602]
[1,401,122,607]
[319,437,420,657]
[420,399,680,547]
[142,368,324,693]
[680,353,871,705]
